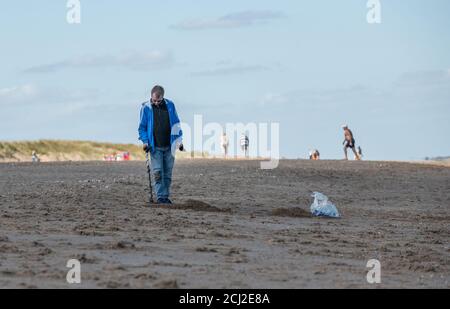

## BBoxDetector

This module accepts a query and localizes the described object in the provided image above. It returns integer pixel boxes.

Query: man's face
[151,93,163,104]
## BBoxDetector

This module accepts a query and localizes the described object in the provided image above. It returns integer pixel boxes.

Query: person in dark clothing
[138,85,184,204]
[152,98,171,148]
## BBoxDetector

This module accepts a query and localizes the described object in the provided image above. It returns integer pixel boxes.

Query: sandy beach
[0,159,448,288]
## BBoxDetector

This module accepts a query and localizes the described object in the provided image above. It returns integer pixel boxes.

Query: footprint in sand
[155,199,228,213]
[271,208,311,218]
[153,278,179,289]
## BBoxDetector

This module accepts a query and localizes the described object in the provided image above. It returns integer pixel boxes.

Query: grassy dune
[0,140,149,162]
[0,140,204,162]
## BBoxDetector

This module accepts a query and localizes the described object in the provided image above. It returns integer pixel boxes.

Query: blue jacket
[138,99,183,151]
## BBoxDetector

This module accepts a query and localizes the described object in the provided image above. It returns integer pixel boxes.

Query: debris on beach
[310,192,340,218]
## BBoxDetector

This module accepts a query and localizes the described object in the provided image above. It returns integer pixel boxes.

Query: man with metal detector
[139,85,184,205]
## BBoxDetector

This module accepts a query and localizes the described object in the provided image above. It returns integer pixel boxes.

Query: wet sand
[0,159,449,288]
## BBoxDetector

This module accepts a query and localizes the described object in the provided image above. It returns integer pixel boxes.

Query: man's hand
[178,144,185,152]
[143,143,150,153]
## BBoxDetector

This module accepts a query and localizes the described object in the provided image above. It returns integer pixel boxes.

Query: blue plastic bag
[310,192,340,218]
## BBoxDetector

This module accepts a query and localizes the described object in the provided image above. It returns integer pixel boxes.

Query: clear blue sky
[1,0,449,160]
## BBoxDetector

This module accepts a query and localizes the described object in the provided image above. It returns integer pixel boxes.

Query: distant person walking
[138,85,184,204]
[342,125,360,160]
[31,151,40,163]
[240,134,249,158]
[221,133,229,158]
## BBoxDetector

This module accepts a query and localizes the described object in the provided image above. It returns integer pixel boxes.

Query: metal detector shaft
[145,151,154,204]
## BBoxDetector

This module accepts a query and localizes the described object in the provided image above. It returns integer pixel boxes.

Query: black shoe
[157,198,172,204]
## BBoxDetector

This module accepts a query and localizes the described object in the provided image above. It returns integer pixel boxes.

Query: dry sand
[0,159,449,288]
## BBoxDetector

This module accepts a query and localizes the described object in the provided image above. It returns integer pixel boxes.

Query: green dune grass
[0,140,206,162]
[0,140,145,161]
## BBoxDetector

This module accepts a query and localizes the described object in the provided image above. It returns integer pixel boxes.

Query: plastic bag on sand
[310,192,340,218]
